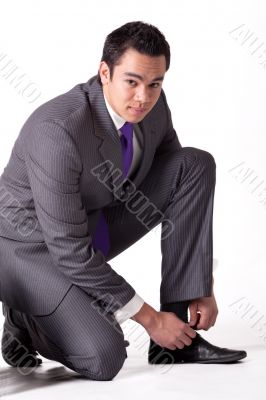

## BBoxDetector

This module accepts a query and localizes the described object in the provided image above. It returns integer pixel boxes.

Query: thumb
[188,303,198,327]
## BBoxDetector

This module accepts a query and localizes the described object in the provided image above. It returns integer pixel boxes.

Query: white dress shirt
[103,94,145,324]
[103,95,143,179]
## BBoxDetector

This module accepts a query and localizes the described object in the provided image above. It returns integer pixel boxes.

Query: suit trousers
[2,146,216,380]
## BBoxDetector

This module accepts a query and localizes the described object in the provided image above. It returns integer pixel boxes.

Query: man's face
[99,48,166,123]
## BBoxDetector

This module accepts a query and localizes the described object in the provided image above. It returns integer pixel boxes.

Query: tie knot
[120,122,133,140]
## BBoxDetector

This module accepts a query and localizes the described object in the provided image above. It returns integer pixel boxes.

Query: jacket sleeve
[155,90,182,156]
[24,121,136,314]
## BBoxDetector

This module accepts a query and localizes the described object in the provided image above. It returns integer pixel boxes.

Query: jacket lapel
[83,76,157,199]
[131,120,156,188]
[84,77,124,195]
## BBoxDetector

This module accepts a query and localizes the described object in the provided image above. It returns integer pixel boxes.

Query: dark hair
[97,21,170,84]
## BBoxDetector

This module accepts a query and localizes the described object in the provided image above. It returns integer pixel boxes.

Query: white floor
[0,314,265,400]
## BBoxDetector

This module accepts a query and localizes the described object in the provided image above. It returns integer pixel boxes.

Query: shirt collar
[103,93,126,131]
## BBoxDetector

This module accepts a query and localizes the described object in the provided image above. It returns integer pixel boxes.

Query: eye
[126,80,137,87]
[150,82,161,88]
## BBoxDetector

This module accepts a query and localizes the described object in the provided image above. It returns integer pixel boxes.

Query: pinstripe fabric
[17,285,128,381]
[0,77,181,315]
[0,75,181,316]
[2,147,215,380]
[0,77,180,315]
[105,146,216,302]
[3,145,216,380]
[0,74,216,379]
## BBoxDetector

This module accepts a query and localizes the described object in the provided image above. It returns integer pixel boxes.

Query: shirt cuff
[113,293,145,324]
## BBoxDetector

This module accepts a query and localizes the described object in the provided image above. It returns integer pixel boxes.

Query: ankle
[160,300,190,323]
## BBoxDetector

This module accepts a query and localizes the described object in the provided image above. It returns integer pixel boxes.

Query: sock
[160,300,190,323]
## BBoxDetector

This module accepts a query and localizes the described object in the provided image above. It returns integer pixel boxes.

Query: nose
[134,86,150,103]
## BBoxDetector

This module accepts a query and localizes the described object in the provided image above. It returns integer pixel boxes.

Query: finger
[196,312,210,330]
[184,324,197,338]
[188,304,198,327]
[174,340,185,350]
[167,343,178,351]
[192,312,201,329]
[209,315,217,327]
[208,310,218,328]
[179,333,193,346]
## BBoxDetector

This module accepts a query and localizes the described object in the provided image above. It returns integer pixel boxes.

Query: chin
[127,111,148,124]
[129,116,145,124]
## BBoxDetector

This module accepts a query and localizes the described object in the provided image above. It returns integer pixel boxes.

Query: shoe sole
[149,353,247,364]
[191,353,247,364]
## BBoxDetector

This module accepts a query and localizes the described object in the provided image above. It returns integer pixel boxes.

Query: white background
[0,0,265,398]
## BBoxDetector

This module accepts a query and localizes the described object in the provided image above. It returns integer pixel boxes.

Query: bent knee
[171,147,216,182]
[65,344,127,381]
[181,146,216,170]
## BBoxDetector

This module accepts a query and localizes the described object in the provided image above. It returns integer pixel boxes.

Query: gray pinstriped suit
[0,75,216,379]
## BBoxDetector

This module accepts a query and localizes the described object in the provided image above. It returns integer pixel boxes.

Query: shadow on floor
[0,363,88,397]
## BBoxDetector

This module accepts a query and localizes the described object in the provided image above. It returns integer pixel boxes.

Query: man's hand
[132,303,196,350]
[188,294,218,330]
[146,311,197,350]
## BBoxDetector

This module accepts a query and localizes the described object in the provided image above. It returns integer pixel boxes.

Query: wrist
[130,302,158,330]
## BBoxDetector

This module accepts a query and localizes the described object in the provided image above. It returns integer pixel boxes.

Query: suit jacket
[0,75,181,316]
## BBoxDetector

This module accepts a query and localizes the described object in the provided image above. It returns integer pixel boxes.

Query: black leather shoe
[1,304,42,368]
[148,333,247,364]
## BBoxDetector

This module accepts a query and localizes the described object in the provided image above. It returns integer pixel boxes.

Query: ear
[98,61,110,85]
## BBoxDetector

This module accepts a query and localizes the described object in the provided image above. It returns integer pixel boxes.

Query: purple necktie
[91,122,134,256]
[119,122,134,177]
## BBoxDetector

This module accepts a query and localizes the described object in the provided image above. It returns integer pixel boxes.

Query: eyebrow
[123,72,164,82]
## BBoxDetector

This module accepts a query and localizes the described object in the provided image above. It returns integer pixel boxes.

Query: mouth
[128,106,147,115]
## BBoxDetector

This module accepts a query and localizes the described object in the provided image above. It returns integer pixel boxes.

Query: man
[0,21,247,380]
